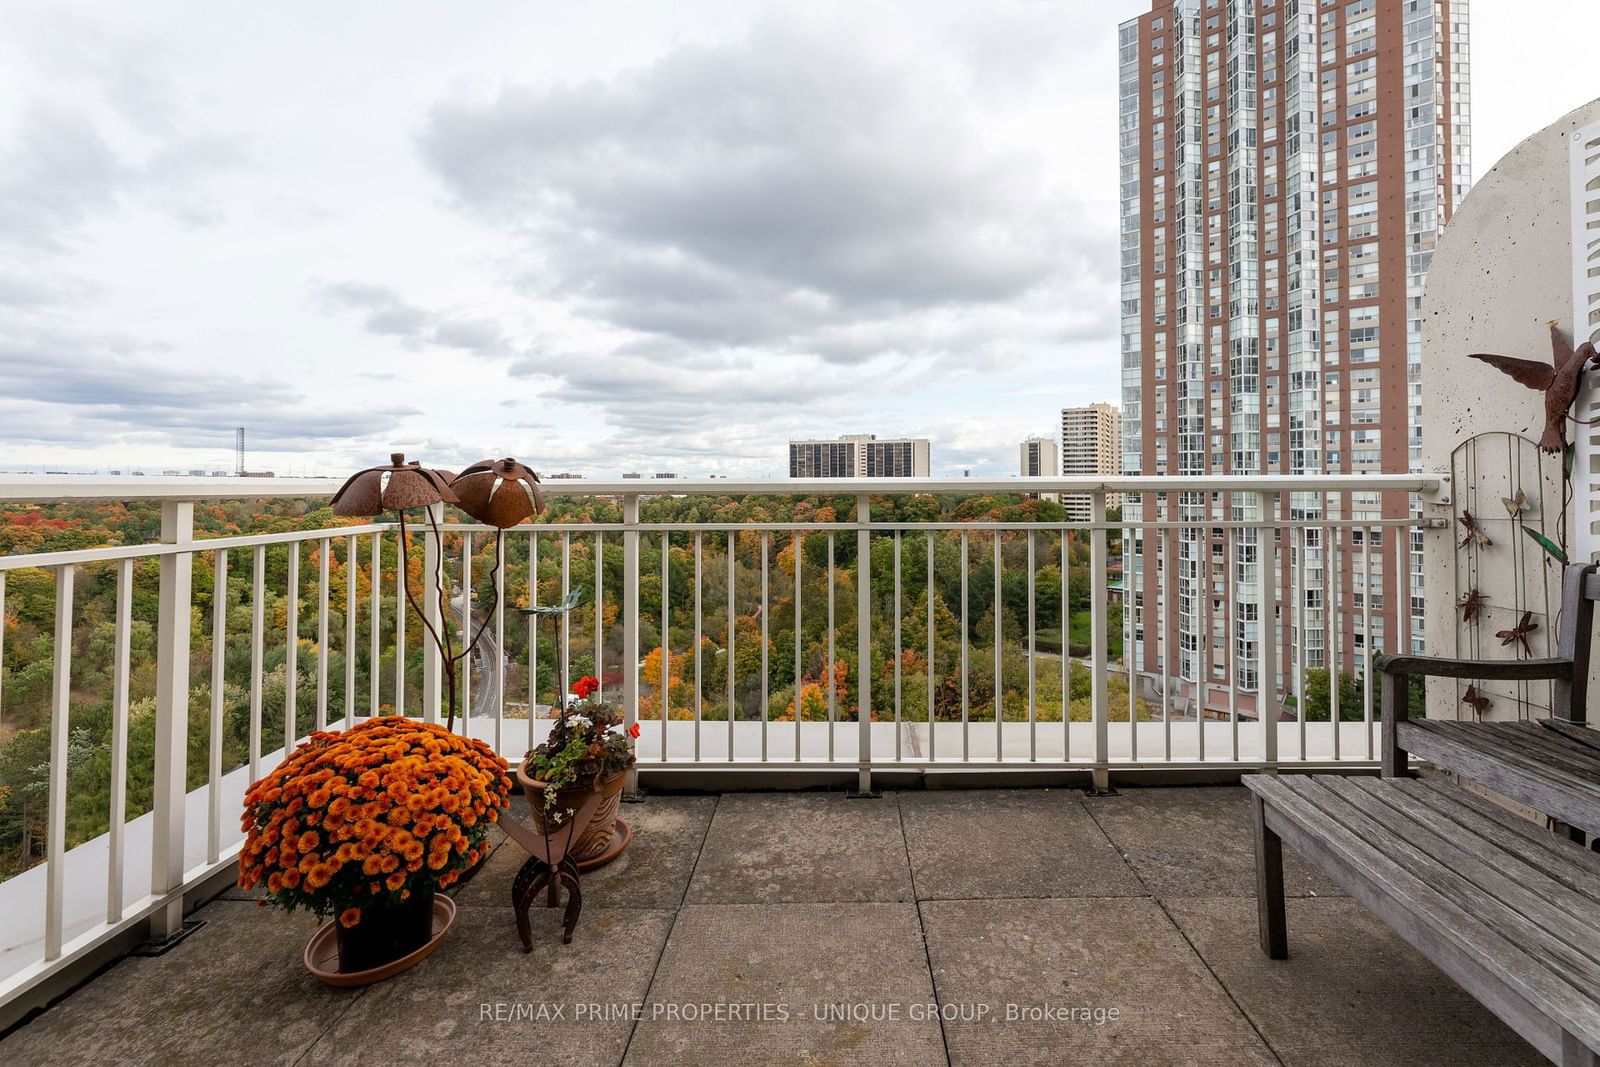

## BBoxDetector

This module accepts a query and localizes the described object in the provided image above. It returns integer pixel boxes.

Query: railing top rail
[0,472,1443,504]
[0,476,348,504]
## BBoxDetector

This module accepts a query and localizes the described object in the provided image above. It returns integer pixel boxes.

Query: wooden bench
[1246,562,1600,1066]
[1378,562,1598,838]
[1246,774,1600,1066]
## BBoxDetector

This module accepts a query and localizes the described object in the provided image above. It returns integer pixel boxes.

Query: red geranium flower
[573,675,600,699]
[628,722,641,739]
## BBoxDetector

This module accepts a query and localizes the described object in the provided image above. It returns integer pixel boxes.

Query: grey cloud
[0,103,126,251]
[418,16,1115,363]
[0,318,415,450]
[316,281,512,357]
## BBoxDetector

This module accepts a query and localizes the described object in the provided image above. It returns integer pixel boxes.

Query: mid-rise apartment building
[1060,403,1123,520]
[788,435,931,478]
[1019,435,1061,502]
[1118,0,1469,715]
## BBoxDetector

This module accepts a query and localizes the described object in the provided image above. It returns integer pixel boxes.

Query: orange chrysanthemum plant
[238,718,512,929]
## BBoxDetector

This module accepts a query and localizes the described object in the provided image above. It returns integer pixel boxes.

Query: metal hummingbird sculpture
[1467,321,1598,454]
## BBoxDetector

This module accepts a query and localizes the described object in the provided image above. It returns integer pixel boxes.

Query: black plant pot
[335,889,436,974]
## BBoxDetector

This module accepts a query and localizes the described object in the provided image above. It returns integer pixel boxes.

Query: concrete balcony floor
[0,786,1540,1066]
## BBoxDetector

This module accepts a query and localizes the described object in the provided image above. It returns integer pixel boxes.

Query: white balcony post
[1089,492,1110,792]
[151,500,193,939]
[420,501,444,722]
[1255,491,1279,769]
[45,564,74,960]
[621,493,640,794]
[856,493,872,794]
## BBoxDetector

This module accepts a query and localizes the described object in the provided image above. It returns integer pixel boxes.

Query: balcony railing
[0,471,1444,1024]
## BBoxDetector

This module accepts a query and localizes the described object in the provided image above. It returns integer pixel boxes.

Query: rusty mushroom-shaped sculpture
[331,452,459,517]
[333,453,481,729]
[449,457,545,530]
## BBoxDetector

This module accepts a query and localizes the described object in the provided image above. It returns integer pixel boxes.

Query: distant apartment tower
[788,435,931,478]
[1019,436,1059,477]
[1019,435,1060,502]
[1059,403,1122,521]
[1117,0,1469,712]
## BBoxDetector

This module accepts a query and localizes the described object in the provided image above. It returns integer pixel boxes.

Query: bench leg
[1254,795,1288,960]
[1562,1029,1598,1067]
[1379,670,1408,778]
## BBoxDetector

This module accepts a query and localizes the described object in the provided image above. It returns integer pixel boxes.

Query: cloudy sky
[1,1,1597,478]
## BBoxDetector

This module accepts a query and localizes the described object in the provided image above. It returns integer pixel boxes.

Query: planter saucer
[304,894,457,988]
[574,817,632,871]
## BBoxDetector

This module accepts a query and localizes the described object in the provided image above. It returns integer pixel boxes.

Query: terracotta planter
[305,894,457,987]
[516,764,626,862]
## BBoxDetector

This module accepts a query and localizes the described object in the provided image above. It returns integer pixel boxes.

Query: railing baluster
[107,559,132,924]
[594,531,603,704]
[528,531,539,751]
[1061,530,1070,761]
[960,530,969,762]
[396,524,408,719]
[761,531,769,763]
[317,537,329,731]
[1159,524,1170,762]
[1329,522,1341,760]
[1227,520,1239,762]
[561,532,571,707]
[728,530,736,763]
[1027,529,1036,762]
[495,530,506,752]
[1129,510,1138,763]
[420,502,443,722]
[894,530,902,763]
[1256,491,1278,768]
[286,541,298,750]
[345,535,356,721]
[1196,521,1207,763]
[993,532,1002,760]
[1364,523,1374,759]
[0,571,6,725]
[856,494,871,793]
[461,530,472,732]
[209,550,227,864]
[45,564,74,960]
[251,545,265,779]
[369,533,379,717]
[827,533,836,763]
[693,532,701,762]
[661,531,669,760]
[1089,494,1109,792]
[794,531,803,763]
[926,533,935,763]
[1296,526,1307,761]
[622,495,638,786]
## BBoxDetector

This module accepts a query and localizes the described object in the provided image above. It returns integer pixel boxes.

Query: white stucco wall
[1421,97,1600,721]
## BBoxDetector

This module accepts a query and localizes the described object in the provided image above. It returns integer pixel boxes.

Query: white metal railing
[0,472,1444,1018]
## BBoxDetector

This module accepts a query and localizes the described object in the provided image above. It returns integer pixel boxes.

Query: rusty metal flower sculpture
[331,453,458,516]
[332,453,483,730]
[449,457,545,529]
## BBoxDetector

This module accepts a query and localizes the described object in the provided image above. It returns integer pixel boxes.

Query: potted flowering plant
[517,675,639,861]
[238,718,512,981]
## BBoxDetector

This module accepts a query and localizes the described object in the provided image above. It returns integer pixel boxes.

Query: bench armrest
[1373,654,1572,681]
